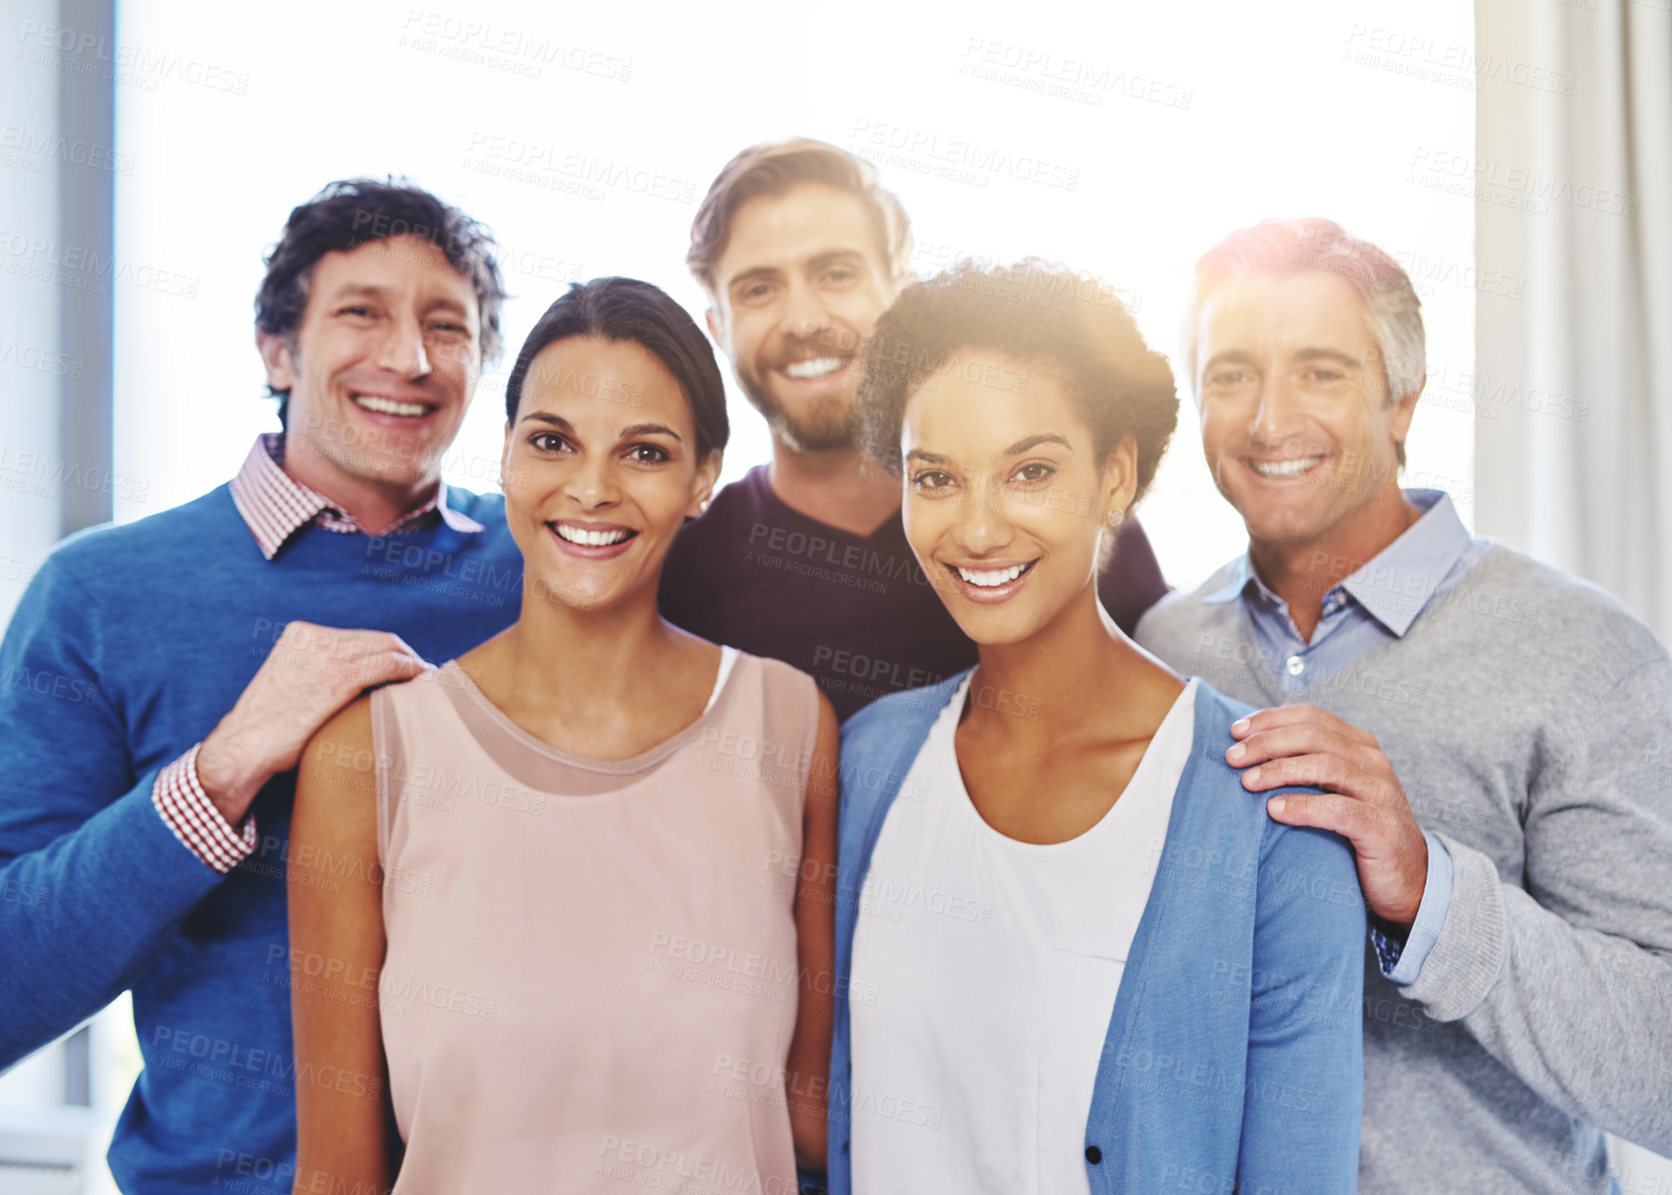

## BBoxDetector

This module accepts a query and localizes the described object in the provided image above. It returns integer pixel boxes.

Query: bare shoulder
[813,687,839,733]
[810,688,840,763]
[305,692,375,766]
[296,693,380,824]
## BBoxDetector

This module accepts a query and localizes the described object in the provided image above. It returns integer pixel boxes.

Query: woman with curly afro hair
[825,259,1365,1195]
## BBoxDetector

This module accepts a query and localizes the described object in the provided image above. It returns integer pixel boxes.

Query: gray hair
[1179,218,1424,464]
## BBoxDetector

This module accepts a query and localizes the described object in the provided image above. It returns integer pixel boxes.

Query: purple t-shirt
[658,466,1170,722]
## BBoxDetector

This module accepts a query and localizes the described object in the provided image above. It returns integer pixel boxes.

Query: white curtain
[1475,0,1672,641]
[1476,1,1672,1184]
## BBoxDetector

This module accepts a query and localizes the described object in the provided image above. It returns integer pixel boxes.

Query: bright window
[112,0,1474,593]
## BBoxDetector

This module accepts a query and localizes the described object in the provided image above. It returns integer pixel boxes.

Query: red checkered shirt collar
[227,432,485,560]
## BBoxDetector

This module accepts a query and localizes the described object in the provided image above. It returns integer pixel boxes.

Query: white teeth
[1250,456,1323,478]
[555,524,632,547]
[955,563,1026,588]
[354,395,429,417]
[783,357,846,380]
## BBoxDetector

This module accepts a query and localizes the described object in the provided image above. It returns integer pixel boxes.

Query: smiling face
[502,335,719,614]
[900,356,1134,646]
[258,235,482,492]
[706,183,897,453]
[1194,270,1418,551]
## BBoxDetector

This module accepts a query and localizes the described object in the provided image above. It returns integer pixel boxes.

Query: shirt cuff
[1369,828,1453,984]
[151,743,259,875]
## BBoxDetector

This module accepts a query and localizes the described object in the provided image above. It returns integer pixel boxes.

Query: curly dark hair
[255,178,506,403]
[857,258,1179,506]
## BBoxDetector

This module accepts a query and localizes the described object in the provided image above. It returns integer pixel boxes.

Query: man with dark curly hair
[0,179,523,1194]
[660,139,1170,720]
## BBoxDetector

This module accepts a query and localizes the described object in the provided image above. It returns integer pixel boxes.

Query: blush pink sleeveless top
[369,650,819,1193]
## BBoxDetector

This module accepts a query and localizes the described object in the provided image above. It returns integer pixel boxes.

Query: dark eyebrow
[516,414,682,444]
[422,296,473,317]
[326,282,394,302]
[323,283,471,319]
[1003,433,1072,456]
[905,435,1069,466]
[518,412,573,429]
[619,423,682,442]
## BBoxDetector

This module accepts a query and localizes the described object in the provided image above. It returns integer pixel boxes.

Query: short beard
[735,364,862,453]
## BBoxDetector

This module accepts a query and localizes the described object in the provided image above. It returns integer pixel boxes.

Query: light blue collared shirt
[1207,489,1490,983]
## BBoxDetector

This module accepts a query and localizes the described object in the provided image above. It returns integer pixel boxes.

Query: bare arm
[786,692,840,1173]
[288,697,392,1195]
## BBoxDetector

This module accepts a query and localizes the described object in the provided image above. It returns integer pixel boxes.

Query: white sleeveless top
[850,676,1197,1194]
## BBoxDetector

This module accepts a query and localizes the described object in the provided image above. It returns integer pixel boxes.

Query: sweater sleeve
[0,554,229,1068]
[1399,654,1672,1155]
[1237,820,1365,1192]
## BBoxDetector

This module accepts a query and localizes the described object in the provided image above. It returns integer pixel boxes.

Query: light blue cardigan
[826,673,1365,1194]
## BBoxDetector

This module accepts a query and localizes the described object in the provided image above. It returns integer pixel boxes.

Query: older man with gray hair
[1137,217,1672,1193]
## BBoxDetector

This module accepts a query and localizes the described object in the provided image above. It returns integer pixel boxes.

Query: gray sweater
[1137,542,1672,1194]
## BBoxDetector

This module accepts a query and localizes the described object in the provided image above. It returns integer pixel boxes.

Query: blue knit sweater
[828,673,1366,1194]
[0,483,521,1194]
